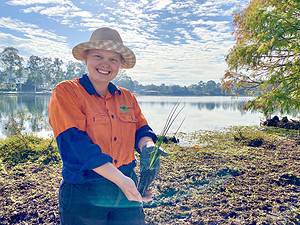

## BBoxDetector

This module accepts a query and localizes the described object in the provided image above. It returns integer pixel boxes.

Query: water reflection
[136,96,260,133]
[137,96,250,113]
[0,95,261,137]
[0,94,50,137]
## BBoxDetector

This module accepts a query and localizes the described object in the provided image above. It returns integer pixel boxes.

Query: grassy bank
[0,126,299,224]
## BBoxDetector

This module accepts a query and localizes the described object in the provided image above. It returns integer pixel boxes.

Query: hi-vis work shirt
[48,74,157,184]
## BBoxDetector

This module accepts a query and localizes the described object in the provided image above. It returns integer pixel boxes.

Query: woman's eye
[111,58,119,63]
[94,55,102,59]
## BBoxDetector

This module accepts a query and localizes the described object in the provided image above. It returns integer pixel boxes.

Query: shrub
[0,135,60,167]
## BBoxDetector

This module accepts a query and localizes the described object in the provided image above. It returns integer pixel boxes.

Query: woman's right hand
[92,163,143,202]
[117,176,143,203]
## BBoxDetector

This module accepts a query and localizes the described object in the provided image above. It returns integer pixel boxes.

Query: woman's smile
[96,68,111,75]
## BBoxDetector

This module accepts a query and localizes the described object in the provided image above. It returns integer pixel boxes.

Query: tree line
[0,46,246,96]
[0,47,86,92]
[114,74,245,96]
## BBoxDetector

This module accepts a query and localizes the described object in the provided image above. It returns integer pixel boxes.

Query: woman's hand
[142,190,153,202]
[117,176,143,202]
[93,163,142,202]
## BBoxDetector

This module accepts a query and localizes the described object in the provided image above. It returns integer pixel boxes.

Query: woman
[48,27,161,225]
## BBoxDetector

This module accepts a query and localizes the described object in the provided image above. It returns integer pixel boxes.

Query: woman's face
[85,49,123,84]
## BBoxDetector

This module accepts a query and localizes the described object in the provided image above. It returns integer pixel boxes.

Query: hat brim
[72,40,136,69]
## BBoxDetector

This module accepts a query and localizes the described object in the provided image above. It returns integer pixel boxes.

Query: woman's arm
[93,163,143,202]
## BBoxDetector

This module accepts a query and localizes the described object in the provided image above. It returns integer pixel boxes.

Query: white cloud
[193,27,231,42]
[38,4,92,18]
[165,0,196,12]
[149,0,173,10]
[39,5,74,16]
[10,0,93,24]
[0,31,71,60]
[0,17,70,60]
[7,0,68,6]
[129,37,233,85]
[22,6,45,13]
[174,28,193,41]
[72,10,92,18]
[193,0,249,17]
[79,17,115,31]
[0,17,66,41]
[1,0,251,85]
[191,19,231,32]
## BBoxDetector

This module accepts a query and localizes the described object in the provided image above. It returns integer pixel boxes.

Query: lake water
[0,94,263,138]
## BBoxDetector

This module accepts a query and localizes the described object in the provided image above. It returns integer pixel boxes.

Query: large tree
[25,55,44,92]
[50,58,64,87]
[222,0,300,116]
[0,47,24,90]
[41,57,54,89]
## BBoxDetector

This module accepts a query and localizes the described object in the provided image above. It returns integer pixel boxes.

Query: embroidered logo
[119,105,129,113]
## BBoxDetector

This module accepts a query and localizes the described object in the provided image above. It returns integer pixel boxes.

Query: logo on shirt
[119,105,129,113]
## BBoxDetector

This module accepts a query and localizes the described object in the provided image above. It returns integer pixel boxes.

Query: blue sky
[0,0,249,85]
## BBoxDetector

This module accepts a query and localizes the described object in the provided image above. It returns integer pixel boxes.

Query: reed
[138,100,185,196]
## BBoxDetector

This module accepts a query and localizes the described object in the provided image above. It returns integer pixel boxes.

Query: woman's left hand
[142,190,153,202]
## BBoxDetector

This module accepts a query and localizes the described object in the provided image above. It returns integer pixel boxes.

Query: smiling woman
[84,49,123,95]
[48,27,161,225]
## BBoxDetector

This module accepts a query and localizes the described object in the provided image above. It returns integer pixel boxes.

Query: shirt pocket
[117,112,137,123]
[117,112,137,145]
[88,113,109,124]
[86,113,110,141]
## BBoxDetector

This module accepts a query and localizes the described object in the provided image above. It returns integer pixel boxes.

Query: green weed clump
[193,126,285,155]
[0,135,60,167]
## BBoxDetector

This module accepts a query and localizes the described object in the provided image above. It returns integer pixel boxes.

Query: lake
[0,94,263,138]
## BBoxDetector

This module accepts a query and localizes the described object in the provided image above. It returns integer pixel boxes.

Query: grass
[0,134,60,168]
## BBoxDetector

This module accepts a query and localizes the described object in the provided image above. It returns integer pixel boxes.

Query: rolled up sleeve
[56,128,112,171]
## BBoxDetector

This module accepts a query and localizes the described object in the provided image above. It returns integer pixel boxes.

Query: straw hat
[72,27,136,69]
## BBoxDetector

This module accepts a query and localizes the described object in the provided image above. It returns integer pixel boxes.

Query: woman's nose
[98,60,110,68]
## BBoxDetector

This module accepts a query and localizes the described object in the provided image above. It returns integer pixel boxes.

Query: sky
[0,0,249,85]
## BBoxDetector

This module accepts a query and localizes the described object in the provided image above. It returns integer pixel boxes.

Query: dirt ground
[0,127,299,225]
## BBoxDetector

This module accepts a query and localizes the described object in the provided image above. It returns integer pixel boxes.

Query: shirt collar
[79,74,121,97]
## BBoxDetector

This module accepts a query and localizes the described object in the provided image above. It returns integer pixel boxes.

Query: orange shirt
[48,74,157,183]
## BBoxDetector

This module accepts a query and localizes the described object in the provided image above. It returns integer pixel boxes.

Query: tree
[113,71,136,91]
[205,80,219,95]
[25,55,44,92]
[66,61,86,80]
[159,83,169,95]
[0,47,24,90]
[188,81,205,95]
[51,58,64,87]
[222,0,300,116]
[42,57,53,89]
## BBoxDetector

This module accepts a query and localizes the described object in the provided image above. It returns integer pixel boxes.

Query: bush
[0,135,60,167]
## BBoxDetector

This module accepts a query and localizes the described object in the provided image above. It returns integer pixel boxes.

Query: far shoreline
[0,91,51,95]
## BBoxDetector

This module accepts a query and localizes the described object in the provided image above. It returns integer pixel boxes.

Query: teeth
[97,69,110,74]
